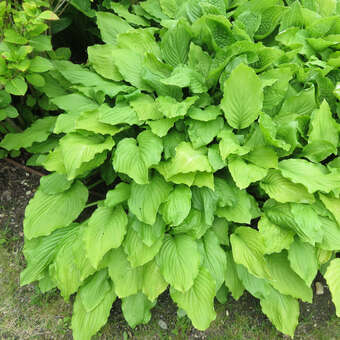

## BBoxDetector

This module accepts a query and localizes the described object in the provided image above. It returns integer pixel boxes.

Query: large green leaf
[324,258,340,317]
[266,252,313,302]
[60,133,114,180]
[87,44,123,81]
[258,216,295,254]
[161,19,192,66]
[128,174,172,225]
[279,159,340,194]
[237,265,299,337]
[54,60,130,98]
[228,156,268,189]
[107,247,143,298]
[83,205,128,269]
[216,189,260,224]
[225,251,244,300]
[265,202,324,245]
[261,170,315,203]
[187,117,224,148]
[113,130,163,184]
[170,267,216,331]
[142,260,168,301]
[155,95,198,118]
[160,185,192,226]
[155,142,212,179]
[21,225,78,285]
[260,287,299,337]
[221,63,263,129]
[303,100,339,162]
[123,227,163,267]
[121,292,156,328]
[96,12,132,44]
[71,284,116,340]
[50,229,95,300]
[230,227,270,279]
[319,193,340,225]
[79,270,111,312]
[0,117,56,151]
[24,181,88,240]
[199,230,227,290]
[156,234,200,292]
[130,214,165,247]
[288,238,318,287]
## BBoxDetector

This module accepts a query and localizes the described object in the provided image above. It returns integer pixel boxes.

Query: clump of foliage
[1,0,340,339]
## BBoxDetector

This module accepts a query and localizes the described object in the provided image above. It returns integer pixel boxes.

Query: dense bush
[1,0,340,339]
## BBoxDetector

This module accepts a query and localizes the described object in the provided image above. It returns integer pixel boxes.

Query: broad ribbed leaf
[279,159,340,194]
[160,185,192,226]
[266,252,313,302]
[228,156,268,189]
[72,284,116,340]
[258,216,294,254]
[0,117,56,151]
[199,231,227,290]
[231,227,270,279]
[50,231,95,300]
[79,270,111,312]
[221,64,263,129]
[84,205,128,268]
[161,20,192,66]
[217,189,260,224]
[39,173,72,195]
[87,44,123,81]
[96,12,132,44]
[60,133,114,180]
[157,234,200,292]
[288,239,318,286]
[155,142,212,179]
[261,170,315,203]
[304,100,339,162]
[123,227,163,267]
[128,174,172,225]
[21,225,78,285]
[142,260,168,301]
[104,183,130,208]
[187,117,224,148]
[319,193,340,225]
[324,258,340,317]
[130,214,165,247]
[260,287,299,337]
[24,181,88,239]
[225,251,244,300]
[237,265,299,337]
[170,268,216,331]
[122,292,156,328]
[113,130,163,184]
[107,248,144,298]
[155,95,198,118]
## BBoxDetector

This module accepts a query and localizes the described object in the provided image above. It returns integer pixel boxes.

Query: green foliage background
[1,0,340,339]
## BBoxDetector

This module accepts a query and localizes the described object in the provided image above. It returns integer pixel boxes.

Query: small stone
[158,319,167,330]
[315,282,324,295]
[26,191,31,195]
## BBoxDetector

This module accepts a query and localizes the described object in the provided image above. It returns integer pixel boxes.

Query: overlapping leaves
[8,0,340,339]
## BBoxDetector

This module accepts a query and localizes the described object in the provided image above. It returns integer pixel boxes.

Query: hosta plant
[2,0,340,339]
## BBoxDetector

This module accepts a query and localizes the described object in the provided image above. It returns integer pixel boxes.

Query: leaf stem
[88,179,104,190]
[85,200,103,209]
